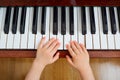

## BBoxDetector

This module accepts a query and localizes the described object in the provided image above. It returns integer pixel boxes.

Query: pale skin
[25,37,95,80]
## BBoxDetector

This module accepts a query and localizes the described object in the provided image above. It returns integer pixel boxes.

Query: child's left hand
[35,37,60,67]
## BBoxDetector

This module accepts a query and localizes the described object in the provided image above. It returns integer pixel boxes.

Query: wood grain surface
[0,50,120,58]
[0,58,120,80]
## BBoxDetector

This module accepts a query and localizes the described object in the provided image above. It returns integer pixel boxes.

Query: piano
[0,0,120,58]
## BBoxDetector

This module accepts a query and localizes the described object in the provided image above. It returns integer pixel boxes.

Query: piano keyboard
[0,6,120,50]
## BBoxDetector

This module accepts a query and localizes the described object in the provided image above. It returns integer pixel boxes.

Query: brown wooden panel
[0,0,119,6]
[0,50,120,58]
[0,58,120,80]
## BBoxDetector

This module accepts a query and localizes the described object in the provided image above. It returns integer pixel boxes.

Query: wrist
[78,64,95,80]
[78,64,91,73]
[33,59,46,70]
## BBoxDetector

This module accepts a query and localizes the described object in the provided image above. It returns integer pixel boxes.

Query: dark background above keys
[0,0,120,6]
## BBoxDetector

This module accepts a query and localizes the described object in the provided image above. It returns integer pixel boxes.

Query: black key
[61,6,66,35]
[69,6,74,35]
[101,7,108,34]
[12,7,19,34]
[41,7,46,34]
[117,7,120,31]
[89,7,96,34]
[32,7,38,34]
[20,7,26,34]
[109,7,117,34]
[81,7,86,35]
[4,7,11,34]
[53,7,58,35]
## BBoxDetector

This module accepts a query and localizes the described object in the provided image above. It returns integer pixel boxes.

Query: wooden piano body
[0,0,120,58]
[0,0,120,80]
[0,0,119,58]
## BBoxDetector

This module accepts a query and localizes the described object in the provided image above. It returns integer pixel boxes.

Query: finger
[66,55,74,67]
[38,37,46,48]
[52,52,60,63]
[74,41,83,53]
[70,41,80,54]
[66,44,76,57]
[50,43,60,55]
[48,40,59,51]
[80,43,88,54]
[43,38,56,48]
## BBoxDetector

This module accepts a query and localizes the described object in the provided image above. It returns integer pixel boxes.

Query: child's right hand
[66,41,90,72]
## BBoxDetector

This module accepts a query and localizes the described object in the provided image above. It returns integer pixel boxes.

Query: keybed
[0,6,120,50]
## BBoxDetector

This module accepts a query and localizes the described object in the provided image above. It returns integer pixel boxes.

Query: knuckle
[52,42,57,46]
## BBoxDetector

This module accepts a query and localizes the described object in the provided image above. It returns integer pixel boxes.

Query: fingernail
[74,40,77,43]
[66,44,69,48]
[43,36,45,39]
[57,41,60,44]
[70,41,72,43]
[66,44,68,46]
[80,43,84,46]
[57,40,60,43]
[73,41,75,43]
[52,37,55,40]
[55,39,58,42]
[71,41,74,44]
[56,39,58,41]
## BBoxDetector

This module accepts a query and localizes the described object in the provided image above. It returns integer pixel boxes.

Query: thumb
[66,55,74,67]
[52,52,60,63]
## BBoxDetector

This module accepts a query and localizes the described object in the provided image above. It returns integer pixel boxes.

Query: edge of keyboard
[0,50,120,58]
[0,0,120,6]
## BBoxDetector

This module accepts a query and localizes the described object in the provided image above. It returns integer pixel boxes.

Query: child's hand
[35,37,60,67]
[66,41,95,80]
[66,41,90,71]
[25,37,60,80]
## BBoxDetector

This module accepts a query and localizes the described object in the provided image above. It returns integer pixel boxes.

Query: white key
[6,7,14,49]
[35,7,42,49]
[85,7,93,49]
[13,7,21,49]
[77,7,85,44]
[114,7,120,49]
[43,7,50,42]
[49,7,56,39]
[27,7,35,49]
[98,7,108,49]
[0,8,7,49]
[92,7,100,49]
[106,7,115,49]
[64,7,70,50]
[20,7,30,49]
[0,8,4,40]
[71,7,78,42]
[0,8,3,37]
[57,7,63,50]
